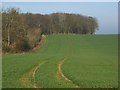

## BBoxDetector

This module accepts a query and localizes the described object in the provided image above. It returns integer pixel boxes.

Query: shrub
[15,39,31,52]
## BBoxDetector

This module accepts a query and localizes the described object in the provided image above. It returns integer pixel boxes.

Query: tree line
[2,8,98,53]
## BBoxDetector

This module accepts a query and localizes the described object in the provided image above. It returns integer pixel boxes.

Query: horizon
[2,2,118,34]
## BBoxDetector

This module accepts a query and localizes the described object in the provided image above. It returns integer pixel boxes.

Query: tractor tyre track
[20,62,45,88]
[57,58,80,88]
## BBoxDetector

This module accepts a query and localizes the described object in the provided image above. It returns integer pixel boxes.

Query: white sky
[1,0,119,2]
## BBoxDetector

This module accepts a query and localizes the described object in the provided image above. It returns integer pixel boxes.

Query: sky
[1,0,119,2]
[2,2,118,34]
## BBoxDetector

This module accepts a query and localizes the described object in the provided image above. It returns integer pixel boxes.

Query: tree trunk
[7,18,13,47]
[7,27,10,46]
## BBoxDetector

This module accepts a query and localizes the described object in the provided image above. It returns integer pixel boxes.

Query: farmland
[2,34,118,88]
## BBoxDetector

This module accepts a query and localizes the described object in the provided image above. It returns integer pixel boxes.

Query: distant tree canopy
[23,12,98,35]
[2,8,98,53]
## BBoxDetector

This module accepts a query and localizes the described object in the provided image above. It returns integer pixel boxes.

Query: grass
[3,34,118,88]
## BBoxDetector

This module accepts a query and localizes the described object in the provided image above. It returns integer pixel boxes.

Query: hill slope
[3,34,118,88]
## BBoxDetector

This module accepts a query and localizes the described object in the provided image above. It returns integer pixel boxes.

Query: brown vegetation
[2,8,98,53]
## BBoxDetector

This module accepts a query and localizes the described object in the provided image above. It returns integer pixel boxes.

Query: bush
[27,29,41,49]
[2,39,31,53]
[2,44,11,53]
[15,39,31,52]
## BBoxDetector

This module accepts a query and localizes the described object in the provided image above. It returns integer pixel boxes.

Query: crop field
[3,34,118,88]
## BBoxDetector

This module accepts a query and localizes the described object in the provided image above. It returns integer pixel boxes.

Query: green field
[3,34,118,88]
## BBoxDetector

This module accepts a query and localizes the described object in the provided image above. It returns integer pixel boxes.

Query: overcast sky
[2,2,118,34]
